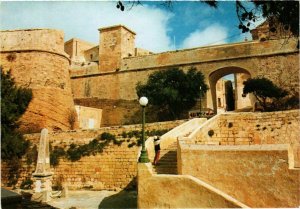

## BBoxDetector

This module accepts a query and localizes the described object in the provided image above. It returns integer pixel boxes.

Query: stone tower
[0,29,78,132]
[98,25,136,72]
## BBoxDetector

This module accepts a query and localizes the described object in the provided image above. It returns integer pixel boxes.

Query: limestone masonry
[67,24,299,126]
[0,21,299,208]
[1,23,299,128]
[0,29,77,132]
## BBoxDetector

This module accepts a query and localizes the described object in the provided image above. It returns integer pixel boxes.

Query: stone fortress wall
[1,23,298,128]
[0,29,78,132]
[1,120,185,190]
[185,109,300,147]
[67,24,299,126]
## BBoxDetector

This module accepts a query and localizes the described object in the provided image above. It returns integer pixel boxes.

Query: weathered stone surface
[33,129,52,176]
[70,38,299,125]
[186,110,300,146]
[1,120,184,190]
[178,143,300,208]
[0,29,78,132]
[137,163,248,208]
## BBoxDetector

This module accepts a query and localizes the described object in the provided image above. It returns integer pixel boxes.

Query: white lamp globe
[139,96,148,106]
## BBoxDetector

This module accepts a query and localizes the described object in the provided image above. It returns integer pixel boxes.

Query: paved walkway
[1,189,137,209]
[48,190,137,209]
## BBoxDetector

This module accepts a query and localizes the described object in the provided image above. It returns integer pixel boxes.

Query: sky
[0,1,264,53]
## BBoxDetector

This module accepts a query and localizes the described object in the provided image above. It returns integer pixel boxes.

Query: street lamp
[199,86,202,117]
[138,96,150,163]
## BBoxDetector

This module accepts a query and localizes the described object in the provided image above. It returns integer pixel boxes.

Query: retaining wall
[137,163,248,208]
[178,143,300,208]
[1,120,185,190]
[186,110,300,146]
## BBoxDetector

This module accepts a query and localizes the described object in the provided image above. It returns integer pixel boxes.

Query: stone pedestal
[31,175,53,202]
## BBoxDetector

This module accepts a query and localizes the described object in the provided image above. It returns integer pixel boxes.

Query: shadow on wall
[125,105,190,125]
[98,178,137,209]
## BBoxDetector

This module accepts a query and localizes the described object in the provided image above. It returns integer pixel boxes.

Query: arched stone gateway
[2,25,298,127]
[207,66,254,114]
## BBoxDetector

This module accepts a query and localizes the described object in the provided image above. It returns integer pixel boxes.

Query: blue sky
[0,1,262,53]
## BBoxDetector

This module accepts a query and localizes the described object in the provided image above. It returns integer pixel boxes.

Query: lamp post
[138,96,150,163]
[199,86,202,117]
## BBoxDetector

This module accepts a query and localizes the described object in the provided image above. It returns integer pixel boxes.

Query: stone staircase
[153,142,178,175]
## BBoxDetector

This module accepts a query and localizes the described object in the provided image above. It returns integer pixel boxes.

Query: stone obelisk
[32,128,53,202]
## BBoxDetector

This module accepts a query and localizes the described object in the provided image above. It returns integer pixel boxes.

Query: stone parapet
[184,110,300,146]
[0,29,68,57]
[121,38,298,71]
[137,163,248,208]
[177,143,300,207]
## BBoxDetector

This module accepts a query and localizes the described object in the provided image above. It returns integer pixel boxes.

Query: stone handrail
[177,142,300,207]
[184,114,220,142]
[137,163,249,208]
[142,118,207,162]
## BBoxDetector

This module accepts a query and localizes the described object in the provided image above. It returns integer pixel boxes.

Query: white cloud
[181,24,228,49]
[0,2,174,52]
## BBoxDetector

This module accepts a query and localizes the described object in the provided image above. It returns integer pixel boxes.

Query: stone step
[153,142,178,175]
[154,169,177,175]
[157,160,177,163]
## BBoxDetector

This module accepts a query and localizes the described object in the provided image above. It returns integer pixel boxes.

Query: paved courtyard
[48,190,137,209]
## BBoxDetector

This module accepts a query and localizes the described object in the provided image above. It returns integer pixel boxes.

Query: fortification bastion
[0,29,77,132]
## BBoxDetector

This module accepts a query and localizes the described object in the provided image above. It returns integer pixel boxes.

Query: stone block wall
[177,143,300,208]
[1,120,185,190]
[187,110,299,146]
[1,29,65,53]
[137,163,248,208]
[64,38,96,63]
[121,39,298,72]
[74,98,141,126]
[70,39,298,126]
[0,29,77,132]
[75,105,102,129]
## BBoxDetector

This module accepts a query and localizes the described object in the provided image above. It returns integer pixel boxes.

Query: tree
[236,1,299,37]
[243,77,287,111]
[225,80,235,111]
[136,68,208,120]
[1,68,33,160]
[117,0,299,37]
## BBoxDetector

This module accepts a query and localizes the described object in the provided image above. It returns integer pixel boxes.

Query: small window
[90,54,93,60]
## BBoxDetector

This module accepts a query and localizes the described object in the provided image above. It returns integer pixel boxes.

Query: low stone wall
[1,120,185,190]
[137,163,248,208]
[186,110,300,146]
[145,118,207,163]
[178,143,300,208]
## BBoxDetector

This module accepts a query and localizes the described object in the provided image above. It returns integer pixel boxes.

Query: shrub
[68,109,77,130]
[50,146,66,166]
[20,178,33,190]
[1,68,32,160]
[243,77,288,111]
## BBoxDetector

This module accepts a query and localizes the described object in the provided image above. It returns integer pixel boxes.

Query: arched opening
[207,67,255,114]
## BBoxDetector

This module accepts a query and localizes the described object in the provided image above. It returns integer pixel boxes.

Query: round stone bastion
[0,29,77,132]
